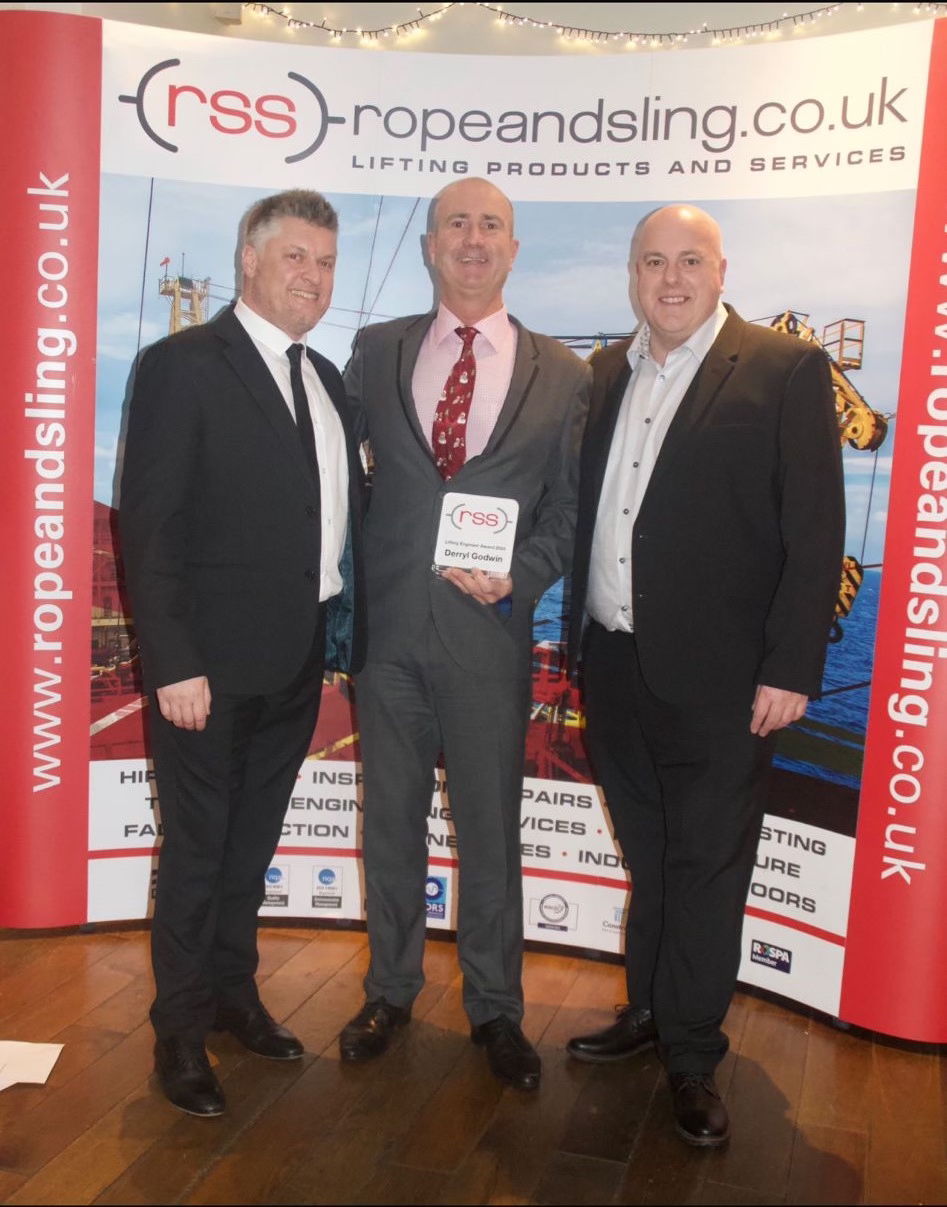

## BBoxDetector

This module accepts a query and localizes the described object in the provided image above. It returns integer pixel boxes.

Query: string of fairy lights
[241,1,946,47]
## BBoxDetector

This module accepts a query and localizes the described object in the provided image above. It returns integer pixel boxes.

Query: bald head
[628,204,727,362]
[426,177,519,324]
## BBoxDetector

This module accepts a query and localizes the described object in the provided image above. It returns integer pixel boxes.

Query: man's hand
[156,676,212,731]
[751,684,808,738]
[440,568,513,606]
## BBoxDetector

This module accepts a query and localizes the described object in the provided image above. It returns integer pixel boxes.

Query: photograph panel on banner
[4,6,942,1036]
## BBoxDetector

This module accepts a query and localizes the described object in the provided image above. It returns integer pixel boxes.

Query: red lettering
[167,83,207,128]
[210,89,252,135]
[255,94,297,138]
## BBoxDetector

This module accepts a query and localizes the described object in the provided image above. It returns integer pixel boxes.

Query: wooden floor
[0,925,943,1206]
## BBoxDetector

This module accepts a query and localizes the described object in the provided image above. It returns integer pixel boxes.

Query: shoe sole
[154,1075,225,1118]
[566,1039,655,1064]
[675,1122,730,1147]
[239,1045,304,1060]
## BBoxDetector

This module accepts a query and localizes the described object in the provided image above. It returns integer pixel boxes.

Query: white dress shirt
[586,301,728,632]
[412,305,518,459]
[234,298,348,602]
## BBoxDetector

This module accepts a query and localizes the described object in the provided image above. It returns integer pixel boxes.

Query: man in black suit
[566,205,844,1145]
[120,190,365,1117]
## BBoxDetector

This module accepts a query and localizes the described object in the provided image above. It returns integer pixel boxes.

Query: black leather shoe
[670,1073,730,1147]
[566,1005,658,1063]
[339,998,411,1062]
[471,1016,541,1091]
[214,1003,303,1060]
[154,1036,225,1117]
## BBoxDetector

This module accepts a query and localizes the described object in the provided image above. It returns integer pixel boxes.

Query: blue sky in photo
[95,174,915,571]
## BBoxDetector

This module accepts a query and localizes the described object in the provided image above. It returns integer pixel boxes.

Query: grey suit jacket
[344,313,590,675]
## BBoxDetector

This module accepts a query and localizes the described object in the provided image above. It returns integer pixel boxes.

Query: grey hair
[242,190,338,250]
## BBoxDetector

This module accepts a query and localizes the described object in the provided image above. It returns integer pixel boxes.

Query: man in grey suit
[340,177,590,1089]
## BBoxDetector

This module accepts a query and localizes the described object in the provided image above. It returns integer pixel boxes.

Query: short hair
[242,190,338,249]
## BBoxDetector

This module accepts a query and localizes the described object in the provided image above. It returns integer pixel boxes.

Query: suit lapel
[584,339,633,503]
[396,313,439,468]
[215,308,314,490]
[478,319,539,460]
[644,310,743,497]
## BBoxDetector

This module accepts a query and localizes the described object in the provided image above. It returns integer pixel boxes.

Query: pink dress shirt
[412,305,518,461]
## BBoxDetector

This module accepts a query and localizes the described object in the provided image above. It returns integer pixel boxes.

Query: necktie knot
[287,342,305,367]
[456,326,479,350]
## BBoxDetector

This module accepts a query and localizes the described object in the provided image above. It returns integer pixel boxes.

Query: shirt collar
[234,297,308,357]
[627,300,728,372]
[432,303,511,354]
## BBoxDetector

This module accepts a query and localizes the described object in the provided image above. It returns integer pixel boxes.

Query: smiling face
[240,215,337,341]
[426,178,519,323]
[631,206,727,363]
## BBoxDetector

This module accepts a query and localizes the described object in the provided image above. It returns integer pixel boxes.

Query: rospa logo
[448,501,514,535]
[118,59,345,162]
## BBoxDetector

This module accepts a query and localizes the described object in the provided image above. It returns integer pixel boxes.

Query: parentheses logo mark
[285,71,346,163]
[119,58,181,153]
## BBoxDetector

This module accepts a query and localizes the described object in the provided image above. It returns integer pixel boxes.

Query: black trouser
[148,614,325,1040]
[583,623,775,1075]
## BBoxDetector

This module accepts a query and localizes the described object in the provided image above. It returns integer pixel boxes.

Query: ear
[241,241,257,281]
[719,256,728,290]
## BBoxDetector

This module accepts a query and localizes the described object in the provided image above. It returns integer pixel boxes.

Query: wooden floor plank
[91,1053,315,1206]
[797,1017,873,1132]
[557,1051,662,1163]
[437,1050,596,1205]
[786,1122,866,1206]
[532,1151,626,1205]
[863,1040,947,1206]
[0,925,943,1207]
[703,995,811,1200]
[0,932,127,1027]
[349,1161,448,1206]
[0,1025,156,1178]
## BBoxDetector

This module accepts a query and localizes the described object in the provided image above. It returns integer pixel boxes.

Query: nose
[662,260,681,285]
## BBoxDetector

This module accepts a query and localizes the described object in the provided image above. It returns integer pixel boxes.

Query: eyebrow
[640,247,703,257]
[443,211,506,225]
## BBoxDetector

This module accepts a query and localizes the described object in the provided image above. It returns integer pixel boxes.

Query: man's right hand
[156,676,212,731]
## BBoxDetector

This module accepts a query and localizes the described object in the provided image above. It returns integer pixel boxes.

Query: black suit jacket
[569,307,845,704]
[120,306,365,696]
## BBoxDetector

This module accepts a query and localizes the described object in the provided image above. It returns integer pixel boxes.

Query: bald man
[341,178,590,1089]
[566,206,844,1144]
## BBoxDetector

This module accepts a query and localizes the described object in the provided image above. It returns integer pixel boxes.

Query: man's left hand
[751,685,809,737]
[441,568,513,605]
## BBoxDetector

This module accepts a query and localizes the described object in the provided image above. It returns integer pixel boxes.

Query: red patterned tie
[432,326,478,480]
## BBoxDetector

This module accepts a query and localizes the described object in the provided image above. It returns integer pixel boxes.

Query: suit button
[304,569,316,581]
[306,505,317,517]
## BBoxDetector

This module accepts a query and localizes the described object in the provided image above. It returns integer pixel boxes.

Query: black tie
[286,343,319,480]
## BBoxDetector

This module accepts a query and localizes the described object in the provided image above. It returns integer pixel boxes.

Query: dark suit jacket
[569,307,845,704]
[120,306,365,696]
[345,313,590,674]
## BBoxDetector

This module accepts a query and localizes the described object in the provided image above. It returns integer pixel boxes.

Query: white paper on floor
[0,1041,63,1092]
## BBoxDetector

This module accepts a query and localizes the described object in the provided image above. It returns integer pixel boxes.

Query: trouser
[583,623,775,1074]
[356,625,531,1026]
[148,615,325,1040]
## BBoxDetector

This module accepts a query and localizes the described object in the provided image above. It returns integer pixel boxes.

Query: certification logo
[750,939,792,973]
[425,875,448,921]
[529,892,577,932]
[312,864,343,909]
[602,904,626,934]
[263,864,289,908]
